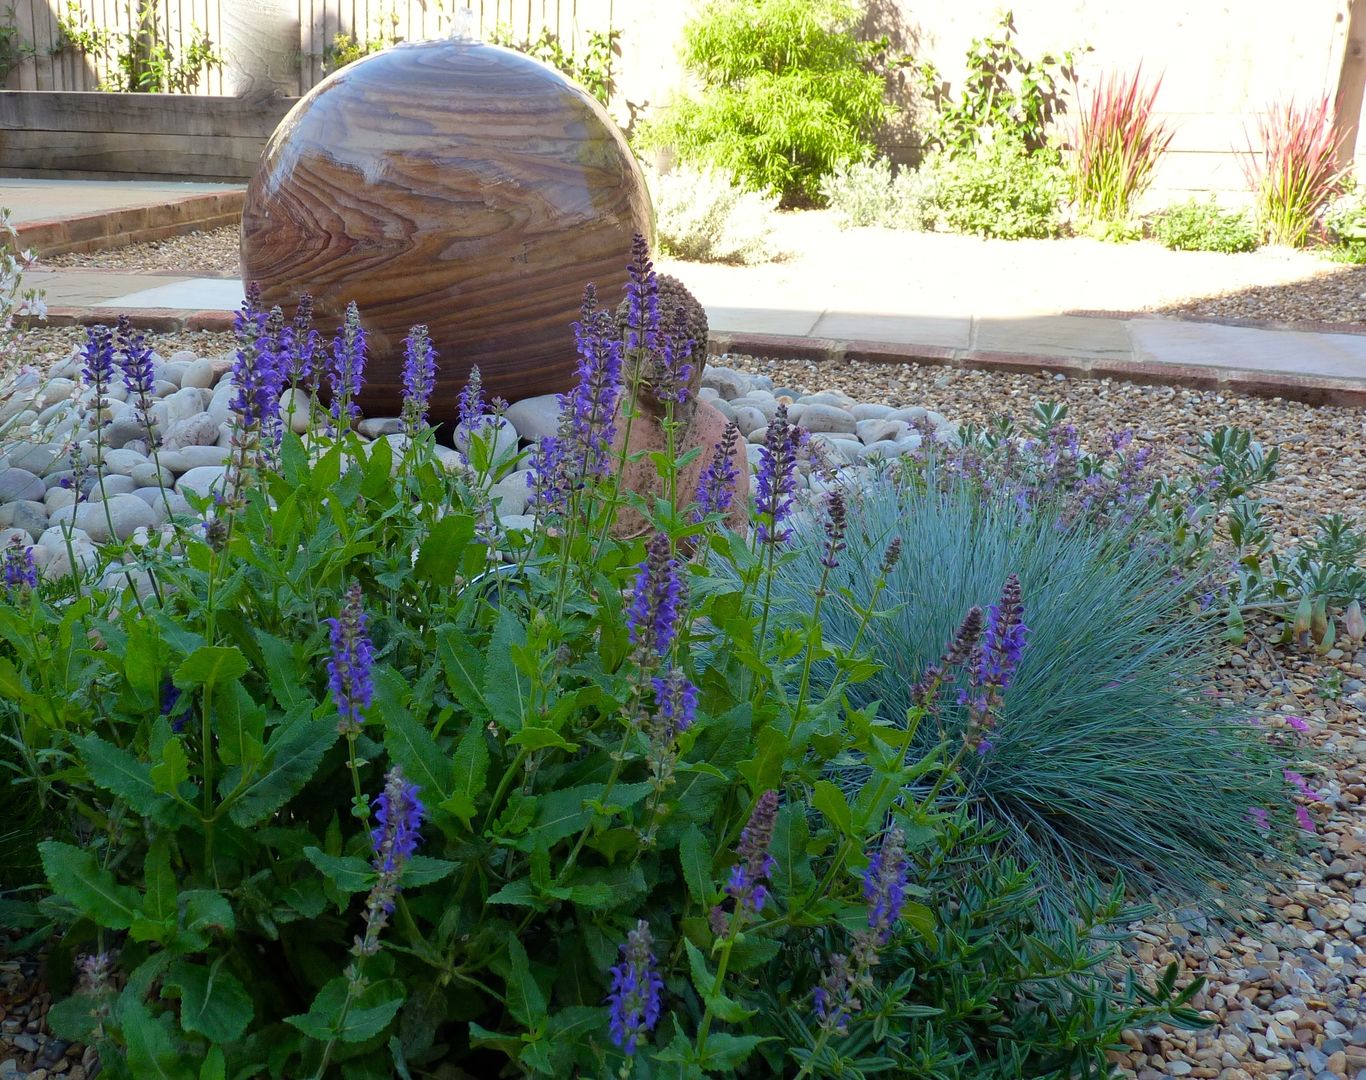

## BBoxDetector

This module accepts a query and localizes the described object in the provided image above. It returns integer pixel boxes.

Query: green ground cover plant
[0,246,1230,1077]
[648,164,783,264]
[819,157,938,230]
[635,0,896,205]
[930,137,1068,240]
[1152,198,1260,253]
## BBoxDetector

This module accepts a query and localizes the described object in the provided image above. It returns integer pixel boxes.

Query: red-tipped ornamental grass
[1073,67,1174,224]
[1243,96,1349,247]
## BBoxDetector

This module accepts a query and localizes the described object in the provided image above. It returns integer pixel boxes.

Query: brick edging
[33,311,1366,409]
[16,191,245,258]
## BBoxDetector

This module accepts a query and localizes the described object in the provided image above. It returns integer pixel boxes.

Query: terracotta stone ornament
[241,36,652,428]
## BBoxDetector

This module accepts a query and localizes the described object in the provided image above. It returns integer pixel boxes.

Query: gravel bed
[35,226,240,274]
[1153,264,1366,326]
[1,331,1364,1079]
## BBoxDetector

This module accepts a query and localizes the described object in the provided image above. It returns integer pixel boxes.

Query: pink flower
[1283,770,1319,800]
[1285,716,1309,733]
[1246,807,1271,832]
[1294,805,1316,833]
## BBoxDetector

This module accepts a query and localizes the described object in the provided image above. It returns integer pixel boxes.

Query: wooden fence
[3,0,618,95]
[5,0,227,93]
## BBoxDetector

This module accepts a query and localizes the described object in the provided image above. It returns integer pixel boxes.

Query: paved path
[2,179,244,226]
[26,265,1366,406]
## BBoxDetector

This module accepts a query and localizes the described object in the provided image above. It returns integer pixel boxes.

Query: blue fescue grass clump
[770,473,1289,909]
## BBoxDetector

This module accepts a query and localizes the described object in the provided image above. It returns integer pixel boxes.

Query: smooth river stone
[241,39,652,427]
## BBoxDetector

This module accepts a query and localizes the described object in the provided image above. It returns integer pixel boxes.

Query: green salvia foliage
[1153,198,1260,253]
[635,0,897,205]
[0,285,1255,1074]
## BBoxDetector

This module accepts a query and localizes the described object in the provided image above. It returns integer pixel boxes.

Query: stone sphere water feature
[241,38,652,428]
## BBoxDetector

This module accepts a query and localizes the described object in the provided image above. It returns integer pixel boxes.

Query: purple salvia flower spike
[650,667,697,739]
[325,582,375,736]
[354,766,425,956]
[329,300,367,427]
[863,826,909,944]
[755,406,799,546]
[606,919,663,1055]
[2,536,37,594]
[725,790,779,916]
[230,285,283,435]
[626,532,687,663]
[694,422,741,523]
[401,324,438,434]
[80,324,114,394]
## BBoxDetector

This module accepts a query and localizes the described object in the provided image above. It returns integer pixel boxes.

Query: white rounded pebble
[178,465,231,499]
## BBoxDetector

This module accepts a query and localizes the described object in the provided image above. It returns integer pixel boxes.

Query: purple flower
[114,315,155,403]
[1286,715,1309,733]
[329,301,367,426]
[527,435,569,515]
[650,668,697,738]
[160,679,187,733]
[626,532,687,662]
[754,406,799,545]
[813,953,858,1034]
[912,606,983,708]
[456,363,487,434]
[863,826,908,944]
[622,235,659,359]
[370,766,425,874]
[820,489,848,571]
[561,292,624,480]
[80,324,114,394]
[1246,806,1271,832]
[606,919,663,1055]
[1295,805,1316,834]
[694,422,740,523]
[976,574,1028,693]
[283,293,320,386]
[1284,770,1319,799]
[725,790,778,917]
[231,285,283,434]
[355,766,425,957]
[325,582,374,736]
[2,537,37,593]
[401,324,438,433]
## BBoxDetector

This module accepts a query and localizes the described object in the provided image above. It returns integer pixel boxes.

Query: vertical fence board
[12,0,35,89]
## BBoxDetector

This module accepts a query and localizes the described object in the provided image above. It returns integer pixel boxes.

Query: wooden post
[1335,0,1366,169]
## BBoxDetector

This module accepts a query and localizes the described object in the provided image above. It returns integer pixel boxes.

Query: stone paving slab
[90,277,244,311]
[973,315,1133,358]
[810,312,970,348]
[1,178,243,224]
[1129,317,1366,380]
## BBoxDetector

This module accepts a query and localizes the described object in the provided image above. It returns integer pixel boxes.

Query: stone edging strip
[16,191,246,259]
[1066,307,1366,338]
[36,308,1366,409]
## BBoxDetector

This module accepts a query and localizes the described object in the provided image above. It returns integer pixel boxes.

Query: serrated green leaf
[123,997,196,1080]
[772,803,815,896]
[507,726,578,752]
[414,514,476,587]
[678,824,712,905]
[737,725,786,793]
[165,958,253,1042]
[285,976,405,1043]
[173,645,248,692]
[445,722,489,830]
[199,1046,226,1080]
[699,1032,769,1069]
[484,609,527,732]
[226,718,336,827]
[812,780,853,839]
[150,736,189,795]
[378,671,451,805]
[505,937,546,1029]
[436,627,492,723]
[486,880,542,908]
[304,847,373,893]
[140,837,176,931]
[255,628,311,711]
[39,841,140,930]
[531,784,604,847]
[399,855,458,889]
[361,433,393,499]
[74,733,178,824]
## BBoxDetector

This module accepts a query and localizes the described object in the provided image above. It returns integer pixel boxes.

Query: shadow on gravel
[1146,261,1366,327]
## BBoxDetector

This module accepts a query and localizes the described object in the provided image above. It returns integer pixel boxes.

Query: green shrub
[819,157,938,229]
[0,254,1220,1076]
[917,10,1079,156]
[489,25,620,106]
[648,163,782,263]
[763,473,1291,910]
[1154,199,1259,253]
[635,0,895,205]
[930,139,1067,240]
[1325,181,1366,243]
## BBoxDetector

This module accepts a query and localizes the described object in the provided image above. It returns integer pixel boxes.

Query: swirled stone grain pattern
[241,39,652,427]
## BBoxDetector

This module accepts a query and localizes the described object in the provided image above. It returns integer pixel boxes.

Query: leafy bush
[1072,68,1174,226]
[1153,199,1260,253]
[1244,97,1348,247]
[635,0,895,205]
[1325,180,1366,245]
[763,468,1292,910]
[930,139,1067,240]
[649,164,783,264]
[0,247,1221,1076]
[55,0,221,92]
[819,157,938,230]
[488,24,621,106]
[917,10,1079,156]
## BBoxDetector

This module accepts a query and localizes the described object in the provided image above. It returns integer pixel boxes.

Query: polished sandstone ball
[241,38,652,427]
